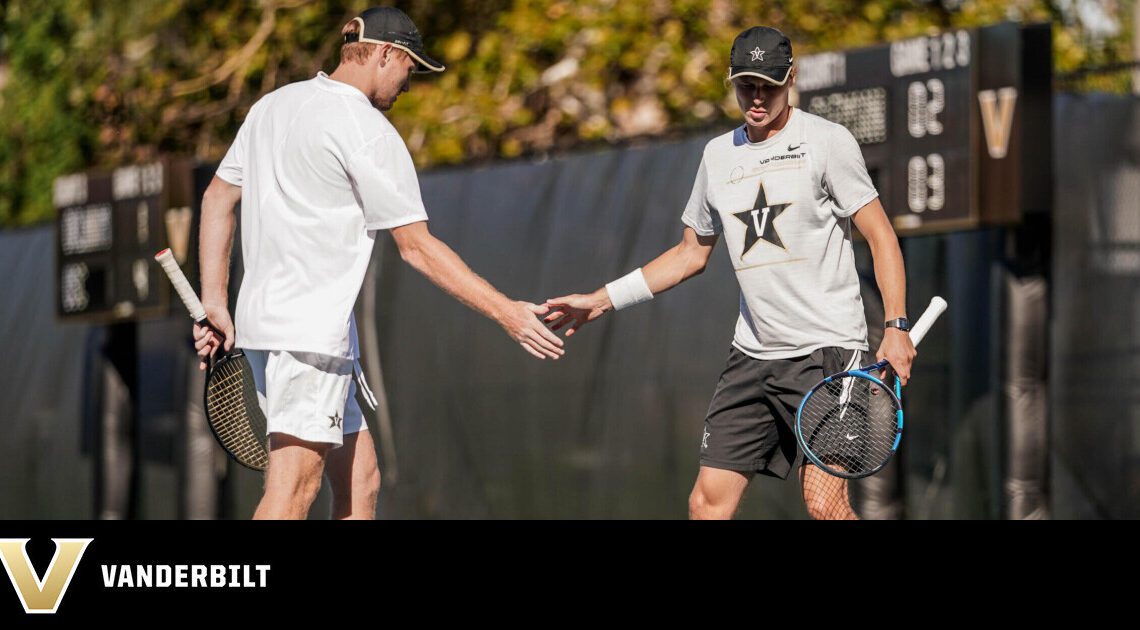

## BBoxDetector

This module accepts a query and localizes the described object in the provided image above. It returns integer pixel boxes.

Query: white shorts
[244,349,368,447]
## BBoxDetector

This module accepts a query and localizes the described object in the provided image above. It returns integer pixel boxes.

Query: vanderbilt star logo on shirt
[328,412,342,429]
[731,180,791,259]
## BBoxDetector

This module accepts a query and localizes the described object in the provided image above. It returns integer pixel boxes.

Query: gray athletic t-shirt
[682,108,876,359]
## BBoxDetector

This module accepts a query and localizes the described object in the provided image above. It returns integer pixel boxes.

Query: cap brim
[348,17,447,74]
[390,42,445,73]
[727,65,791,85]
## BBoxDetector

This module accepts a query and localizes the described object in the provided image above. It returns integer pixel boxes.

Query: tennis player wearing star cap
[543,26,914,520]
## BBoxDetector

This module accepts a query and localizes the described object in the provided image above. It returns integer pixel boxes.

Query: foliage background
[0,0,1135,225]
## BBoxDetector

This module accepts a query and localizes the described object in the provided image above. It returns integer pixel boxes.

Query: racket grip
[908,296,947,348]
[155,248,208,323]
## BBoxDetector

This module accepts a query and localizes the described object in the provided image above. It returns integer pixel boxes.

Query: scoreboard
[796,22,1052,234]
[55,157,195,322]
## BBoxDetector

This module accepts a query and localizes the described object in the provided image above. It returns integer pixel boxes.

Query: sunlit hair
[340,20,376,65]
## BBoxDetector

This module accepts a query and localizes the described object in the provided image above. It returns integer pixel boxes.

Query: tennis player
[544,26,915,520]
[194,7,565,520]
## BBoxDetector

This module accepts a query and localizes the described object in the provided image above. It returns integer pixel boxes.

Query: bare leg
[800,464,858,520]
[688,466,753,520]
[253,433,330,520]
[326,430,381,520]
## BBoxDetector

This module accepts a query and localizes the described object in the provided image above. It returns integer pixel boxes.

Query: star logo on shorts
[328,413,342,429]
[750,48,765,62]
[731,180,791,259]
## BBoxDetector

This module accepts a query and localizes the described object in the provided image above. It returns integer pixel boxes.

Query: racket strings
[799,375,900,477]
[799,464,859,520]
[206,356,269,471]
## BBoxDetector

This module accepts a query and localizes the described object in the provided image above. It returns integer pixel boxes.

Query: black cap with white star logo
[728,26,794,85]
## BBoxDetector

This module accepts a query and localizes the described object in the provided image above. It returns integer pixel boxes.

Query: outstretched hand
[543,289,611,337]
[499,301,566,360]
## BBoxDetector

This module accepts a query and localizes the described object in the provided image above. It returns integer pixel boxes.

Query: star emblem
[731,181,791,259]
[328,412,342,429]
[750,48,765,62]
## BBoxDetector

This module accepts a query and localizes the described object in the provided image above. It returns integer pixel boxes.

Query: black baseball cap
[344,7,445,73]
[728,26,794,85]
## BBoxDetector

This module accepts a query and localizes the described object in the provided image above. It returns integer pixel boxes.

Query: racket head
[795,368,903,479]
[204,349,269,472]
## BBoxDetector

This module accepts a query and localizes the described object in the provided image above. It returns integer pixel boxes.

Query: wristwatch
[884,317,911,332]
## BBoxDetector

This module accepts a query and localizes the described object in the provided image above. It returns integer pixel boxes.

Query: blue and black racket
[796,297,947,479]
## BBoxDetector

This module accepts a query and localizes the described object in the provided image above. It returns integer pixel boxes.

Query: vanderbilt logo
[164,206,193,264]
[978,87,1018,159]
[0,538,92,614]
[730,180,791,259]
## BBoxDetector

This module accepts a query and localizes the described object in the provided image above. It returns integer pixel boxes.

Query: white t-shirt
[681,108,877,359]
[217,72,429,359]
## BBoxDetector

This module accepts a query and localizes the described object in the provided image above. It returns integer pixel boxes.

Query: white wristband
[605,268,654,311]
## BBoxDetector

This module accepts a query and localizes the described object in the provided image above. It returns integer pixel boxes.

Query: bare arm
[192,176,242,369]
[644,228,721,294]
[543,227,719,336]
[389,221,565,360]
[851,198,916,384]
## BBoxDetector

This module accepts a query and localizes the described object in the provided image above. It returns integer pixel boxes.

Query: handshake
[500,268,654,360]
[500,287,611,360]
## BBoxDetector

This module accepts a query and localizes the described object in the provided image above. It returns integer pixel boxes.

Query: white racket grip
[908,296,947,348]
[154,248,207,323]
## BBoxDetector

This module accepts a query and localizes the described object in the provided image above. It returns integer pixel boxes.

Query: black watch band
[884,317,911,332]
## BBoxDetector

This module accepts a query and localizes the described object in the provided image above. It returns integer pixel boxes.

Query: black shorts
[699,346,864,480]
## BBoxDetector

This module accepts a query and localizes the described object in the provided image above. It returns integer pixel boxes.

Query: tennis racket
[795,296,948,479]
[155,249,269,472]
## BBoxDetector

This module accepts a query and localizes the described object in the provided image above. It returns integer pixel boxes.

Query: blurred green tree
[0,0,1134,225]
